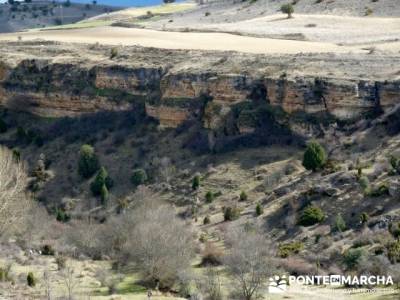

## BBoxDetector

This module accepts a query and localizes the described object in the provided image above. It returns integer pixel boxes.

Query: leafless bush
[120,198,195,288]
[388,264,400,288]
[19,204,55,248]
[317,235,333,250]
[371,229,393,245]
[224,226,276,300]
[201,267,224,300]
[0,146,30,238]
[353,228,374,248]
[281,257,317,275]
[357,255,391,277]
[100,189,159,255]
[0,263,13,282]
[177,270,197,298]
[95,266,119,295]
[65,221,103,259]
[264,169,285,189]
[61,266,79,300]
[200,242,224,266]
[56,256,67,270]
[95,267,110,287]
[284,213,296,230]
[43,269,52,300]
[158,156,176,183]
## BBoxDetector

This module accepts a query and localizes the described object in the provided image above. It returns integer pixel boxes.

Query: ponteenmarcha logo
[268,275,288,294]
[267,274,393,294]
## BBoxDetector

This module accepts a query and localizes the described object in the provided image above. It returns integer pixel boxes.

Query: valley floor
[1,249,398,300]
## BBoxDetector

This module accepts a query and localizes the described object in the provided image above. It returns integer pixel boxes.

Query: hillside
[0,0,119,33]
[0,41,399,298]
[0,1,399,299]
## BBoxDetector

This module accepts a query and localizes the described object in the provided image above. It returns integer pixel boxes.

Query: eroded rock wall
[0,58,399,129]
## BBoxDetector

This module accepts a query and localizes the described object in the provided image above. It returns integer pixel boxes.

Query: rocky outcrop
[0,57,399,132]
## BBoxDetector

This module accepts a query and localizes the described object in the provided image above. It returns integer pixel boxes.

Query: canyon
[1,1,400,298]
[1,42,399,137]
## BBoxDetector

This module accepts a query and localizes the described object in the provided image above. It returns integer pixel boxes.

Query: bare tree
[388,263,400,289]
[158,156,175,184]
[202,267,224,300]
[224,227,276,300]
[100,188,156,255]
[20,204,54,247]
[122,198,195,288]
[66,220,102,258]
[95,266,119,295]
[148,156,176,184]
[43,269,53,300]
[61,266,79,300]
[0,146,30,237]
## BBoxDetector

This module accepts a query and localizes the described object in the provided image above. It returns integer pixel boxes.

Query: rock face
[0,56,399,133]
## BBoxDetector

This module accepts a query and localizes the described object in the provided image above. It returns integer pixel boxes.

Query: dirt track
[0,26,364,55]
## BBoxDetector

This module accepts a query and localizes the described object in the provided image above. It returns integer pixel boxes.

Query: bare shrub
[65,221,103,259]
[352,228,374,248]
[281,257,317,275]
[55,256,67,270]
[0,146,30,238]
[317,235,333,250]
[43,269,52,300]
[61,266,79,300]
[371,229,393,245]
[388,264,400,288]
[156,156,176,183]
[224,226,276,300]
[95,266,119,295]
[19,204,55,248]
[357,255,391,277]
[177,270,197,298]
[202,267,224,300]
[0,263,13,282]
[284,213,297,230]
[200,242,223,266]
[120,198,195,288]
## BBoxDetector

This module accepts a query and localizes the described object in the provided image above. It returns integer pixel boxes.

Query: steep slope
[0,40,399,298]
[0,0,119,33]
[0,42,399,128]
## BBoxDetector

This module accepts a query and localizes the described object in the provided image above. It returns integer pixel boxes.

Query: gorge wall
[0,57,399,134]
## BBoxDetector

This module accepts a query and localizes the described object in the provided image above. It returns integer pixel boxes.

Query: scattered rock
[331,172,355,185]
[313,183,339,197]
[274,186,291,197]
[388,179,400,198]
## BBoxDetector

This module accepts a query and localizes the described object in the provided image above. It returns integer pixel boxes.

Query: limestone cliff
[0,43,399,136]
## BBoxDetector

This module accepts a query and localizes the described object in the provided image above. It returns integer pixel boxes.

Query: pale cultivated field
[0,26,366,55]
[148,14,400,45]
[0,1,399,55]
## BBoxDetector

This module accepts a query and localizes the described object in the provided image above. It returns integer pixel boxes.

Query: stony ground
[1,41,400,81]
